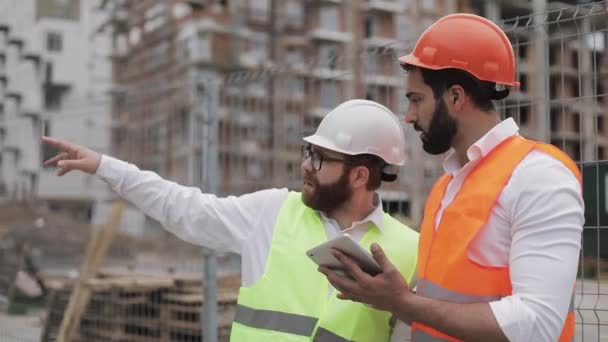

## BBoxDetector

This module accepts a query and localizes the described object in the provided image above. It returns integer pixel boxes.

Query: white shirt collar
[442,118,520,175]
[317,192,385,233]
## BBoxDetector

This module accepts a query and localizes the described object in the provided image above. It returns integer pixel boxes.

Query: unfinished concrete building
[102,0,467,228]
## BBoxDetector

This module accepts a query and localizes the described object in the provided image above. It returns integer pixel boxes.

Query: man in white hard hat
[42,99,419,341]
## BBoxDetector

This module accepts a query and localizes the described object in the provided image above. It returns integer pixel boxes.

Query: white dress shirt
[96,156,411,341]
[434,118,584,342]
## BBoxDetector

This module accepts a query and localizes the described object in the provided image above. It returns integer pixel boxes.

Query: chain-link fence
[2,1,608,341]
[498,2,608,341]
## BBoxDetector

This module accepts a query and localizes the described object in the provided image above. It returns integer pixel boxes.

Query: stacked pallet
[41,273,240,342]
[164,275,239,341]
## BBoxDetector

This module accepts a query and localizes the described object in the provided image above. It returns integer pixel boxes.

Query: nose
[301,156,313,174]
[404,107,416,124]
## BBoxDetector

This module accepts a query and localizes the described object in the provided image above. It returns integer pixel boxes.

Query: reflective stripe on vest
[313,327,352,342]
[414,280,577,341]
[413,328,451,342]
[234,304,318,336]
[419,278,576,317]
[418,278,503,303]
[234,305,353,341]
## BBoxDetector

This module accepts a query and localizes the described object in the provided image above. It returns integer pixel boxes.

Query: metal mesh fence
[498,2,608,341]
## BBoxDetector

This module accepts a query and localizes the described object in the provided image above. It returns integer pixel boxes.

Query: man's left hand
[318,243,412,313]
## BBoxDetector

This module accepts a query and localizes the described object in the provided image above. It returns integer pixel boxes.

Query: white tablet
[306,234,382,276]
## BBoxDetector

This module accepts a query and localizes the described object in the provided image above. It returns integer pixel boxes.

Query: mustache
[413,122,423,132]
[303,172,316,183]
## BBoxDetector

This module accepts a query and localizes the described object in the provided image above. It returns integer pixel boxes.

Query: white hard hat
[303,99,406,166]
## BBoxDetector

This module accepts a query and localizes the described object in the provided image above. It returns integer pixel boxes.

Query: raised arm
[42,136,287,254]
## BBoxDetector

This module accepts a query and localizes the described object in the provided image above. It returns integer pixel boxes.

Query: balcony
[195,17,225,34]
[309,29,352,43]
[312,67,352,80]
[363,74,402,87]
[310,107,332,119]
[281,35,309,46]
[2,145,19,154]
[2,123,19,151]
[362,37,401,50]
[113,8,129,32]
[363,0,406,13]
[5,91,21,106]
[20,107,41,119]
[238,53,263,69]
[244,84,269,99]
[0,30,7,52]
[309,0,342,3]
[22,53,41,69]
[377,189,409,201]
[240,140,263,154]
[549,64,578,78]
[7,35,23,48]
[286,62,310,76]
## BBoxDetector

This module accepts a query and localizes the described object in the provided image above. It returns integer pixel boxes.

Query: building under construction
[101,0,464,229]
[102,0,608,228]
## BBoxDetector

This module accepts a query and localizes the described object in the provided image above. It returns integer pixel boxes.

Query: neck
[452,111,501,166]
[326,191,376,230]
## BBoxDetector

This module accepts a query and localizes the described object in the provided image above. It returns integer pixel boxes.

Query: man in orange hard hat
[320,13,583,342]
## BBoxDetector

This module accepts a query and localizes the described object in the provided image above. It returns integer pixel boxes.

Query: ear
[349,166,370,190]
[446,84,466,112]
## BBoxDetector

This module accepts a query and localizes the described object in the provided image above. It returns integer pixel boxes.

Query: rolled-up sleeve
[490,154,583,342]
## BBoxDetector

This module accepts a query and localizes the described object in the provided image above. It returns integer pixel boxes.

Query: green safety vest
[230,191,419,341]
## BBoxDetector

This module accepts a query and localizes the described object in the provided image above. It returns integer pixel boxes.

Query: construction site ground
[0,310,44,342]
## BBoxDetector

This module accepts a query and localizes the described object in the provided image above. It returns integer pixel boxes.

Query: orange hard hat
[399,13,519,87]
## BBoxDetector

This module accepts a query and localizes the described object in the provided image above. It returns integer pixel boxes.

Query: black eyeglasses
[301,145,352,172]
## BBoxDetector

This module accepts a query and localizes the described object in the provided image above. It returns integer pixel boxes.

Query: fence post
[533,0,550,143]
[196,71,220,342]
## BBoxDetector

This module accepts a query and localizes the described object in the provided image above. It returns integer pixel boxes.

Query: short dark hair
[345,154,384,191]
[401,64,509,112]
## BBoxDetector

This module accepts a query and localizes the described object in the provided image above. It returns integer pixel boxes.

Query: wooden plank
[56,201,126,341]
[164,291,237,304]
[84,277,174,290]
[164,293,204,304]
[79,325,128,341]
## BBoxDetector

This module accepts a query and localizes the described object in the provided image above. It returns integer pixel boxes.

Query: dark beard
[414,98,458,155]
[301,169,352,213]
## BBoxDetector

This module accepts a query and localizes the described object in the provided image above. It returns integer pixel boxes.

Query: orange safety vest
[412,136,581,342]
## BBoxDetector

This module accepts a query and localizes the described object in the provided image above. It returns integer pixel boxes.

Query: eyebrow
[314,146,345,160]
[405,91,423,99]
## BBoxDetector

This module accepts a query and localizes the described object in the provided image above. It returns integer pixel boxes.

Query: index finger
[41,136,76,153]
